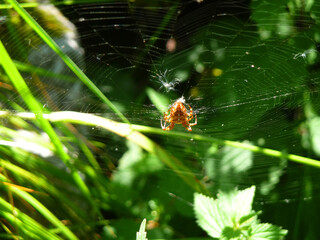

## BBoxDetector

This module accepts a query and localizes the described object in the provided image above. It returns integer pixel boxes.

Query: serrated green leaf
[234,186,256,220]
[249,223,287,240]
[194,192,231,238]
[239,211,259,227]
[219,186,256,223]
[194,186,255,238]
[221,226,242,239]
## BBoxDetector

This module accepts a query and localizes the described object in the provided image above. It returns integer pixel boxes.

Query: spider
[161,98,197,131]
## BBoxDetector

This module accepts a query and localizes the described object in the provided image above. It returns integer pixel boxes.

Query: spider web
[1,0,320,238]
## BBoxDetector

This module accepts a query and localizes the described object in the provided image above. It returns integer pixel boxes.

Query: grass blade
[0,40,100,216]
[1,110,319,168]
[0,198,63,240]
[6,0,129,124]
[0,159,88,221]
[0,110,208,193]
[2,180,78,240]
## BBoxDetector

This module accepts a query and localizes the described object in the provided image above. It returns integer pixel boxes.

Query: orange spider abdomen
[170,103,188,124]
[161,98,197,131]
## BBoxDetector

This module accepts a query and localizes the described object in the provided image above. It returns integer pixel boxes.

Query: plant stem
[1,110,319,168]
[0,110,207,194]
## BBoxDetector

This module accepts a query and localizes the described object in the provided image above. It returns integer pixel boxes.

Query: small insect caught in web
[161,97,197,131]
[151,69,181,92]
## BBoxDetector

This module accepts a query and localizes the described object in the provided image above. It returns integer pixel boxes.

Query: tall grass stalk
[0,40,101,216]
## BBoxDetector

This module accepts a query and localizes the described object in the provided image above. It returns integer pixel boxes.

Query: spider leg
[182,122,192,131]
[163,122,175,131]
[187,115,193,121]
[161,112,168,128]
[163,112,167,120]
[161,117,166,129]
[161,112,173,130]
[164,111,172,121]
[189,113,197,126]
[186,104,194,121]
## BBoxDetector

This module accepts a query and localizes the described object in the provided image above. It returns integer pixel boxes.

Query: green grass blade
[0,159,88,221]
[0,110,208,193]
[1,110,319,168]
[0,2,38,9]
[0,40,101,216]
[0,0,121,9]
[131,124,320,168]
[0,40,69,162]
[2,182,78,240]
[0,198,63,240]
[6,0,129,124]
[14,60,78,83]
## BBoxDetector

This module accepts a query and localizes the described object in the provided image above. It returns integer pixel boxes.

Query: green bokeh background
[1,0,320,239]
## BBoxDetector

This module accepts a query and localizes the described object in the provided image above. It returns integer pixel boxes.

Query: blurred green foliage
[1,0,320,239]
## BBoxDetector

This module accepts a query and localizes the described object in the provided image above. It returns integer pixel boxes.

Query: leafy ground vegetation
[1,0,320,239]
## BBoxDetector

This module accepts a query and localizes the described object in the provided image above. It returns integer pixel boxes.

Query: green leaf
[239,211,260,227]
[218,143,253,175]
[219,186,256,223]
[204,142,253,191]
[194,192,229,238]
[112,141,144,186]
[221,226,242,239]
[304,117,320,156]
[249,223,287,240]
[260,158,287,195]
[194,186,256,238]
[146,87,170,113]
[194,186,288,239]
[136,219,148,240]
[112,140,163,195]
